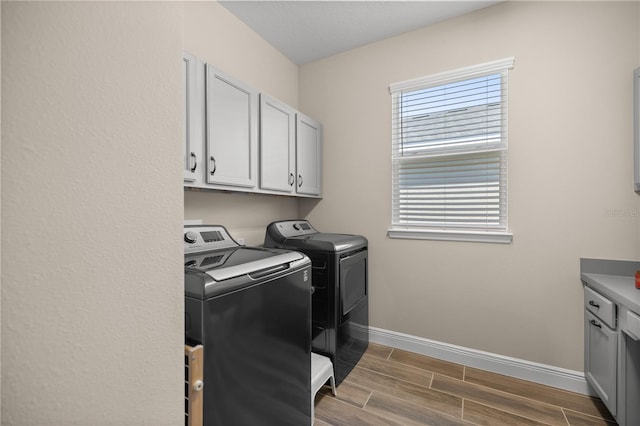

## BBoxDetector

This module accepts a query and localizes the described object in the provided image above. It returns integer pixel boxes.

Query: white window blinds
[390,58,514,241]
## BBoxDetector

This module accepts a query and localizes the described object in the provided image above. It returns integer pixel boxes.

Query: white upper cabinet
[296,113,322,196]
[206,65,258,189]
[259,94,296,194]
[182,56,321,197]
[259,96,323,197]
[183,51,204,184]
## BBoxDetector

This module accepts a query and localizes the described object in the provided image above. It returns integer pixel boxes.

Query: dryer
[264,220,368,385]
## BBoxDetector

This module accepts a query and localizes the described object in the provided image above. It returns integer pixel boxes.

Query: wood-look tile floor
[314,343,617,426]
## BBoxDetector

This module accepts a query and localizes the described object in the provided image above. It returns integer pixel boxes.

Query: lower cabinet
[584,309,617,415]
[581,261,640,426]
[619,307,640,426]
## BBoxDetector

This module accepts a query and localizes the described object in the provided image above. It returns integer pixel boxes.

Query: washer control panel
[184,225,239,254]
[269,220,318,238]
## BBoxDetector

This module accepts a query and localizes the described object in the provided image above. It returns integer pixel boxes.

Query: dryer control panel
[266,220,318,239]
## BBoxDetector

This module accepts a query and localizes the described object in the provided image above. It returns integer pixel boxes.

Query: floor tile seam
[464,367,601,407]
[364,377,472,423]
[317,393,381,422]
[383,357,462,380]
[341,377,375,395]
[461,377,608,420]
[461,376,552,405]
[347,370,466,419]
[386,347,394,360]
[561,406,616,424]
[456,372,577,414]
[464,380,606,420]
[433,374,568,425]
[356,364,434,390]
[391,350,592,410]
[314,392,397,426]
[363,387,469,425]
[389,351,465,370]
[337,379,378,409]
[341,395,413,426]
[461,397,558,426]
[361,389,374,410]
[460,396,563,426]
[559,407,570,426]
[371,356,441,380]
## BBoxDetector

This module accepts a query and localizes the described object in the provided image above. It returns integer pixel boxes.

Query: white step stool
[311,352,336,424]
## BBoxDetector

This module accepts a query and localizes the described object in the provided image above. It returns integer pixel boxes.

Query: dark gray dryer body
[184,225,312,426]
[264,220,369,385]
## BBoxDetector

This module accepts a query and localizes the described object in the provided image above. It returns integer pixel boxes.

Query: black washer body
[185,225,312,426]
[264,220,369,385]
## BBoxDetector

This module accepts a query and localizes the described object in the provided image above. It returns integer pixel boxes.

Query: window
[389,58,514,243]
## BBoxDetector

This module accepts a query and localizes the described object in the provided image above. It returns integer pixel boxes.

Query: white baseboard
[368,326,594,396]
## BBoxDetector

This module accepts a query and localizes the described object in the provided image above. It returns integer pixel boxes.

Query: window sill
[387,228,513,244]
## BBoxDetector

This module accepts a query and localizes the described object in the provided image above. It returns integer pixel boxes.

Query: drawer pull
[590,319,602,329]
[588,300,600,309]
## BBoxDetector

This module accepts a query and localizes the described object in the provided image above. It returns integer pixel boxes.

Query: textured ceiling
[219,1,501,65]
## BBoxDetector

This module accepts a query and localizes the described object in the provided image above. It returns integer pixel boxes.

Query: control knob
[293,224,300,230]
[184,231,198,244]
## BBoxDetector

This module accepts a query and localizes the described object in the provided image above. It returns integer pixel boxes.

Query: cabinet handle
[588,300,600,309]
[210,156,216,175]
[190,152,197,172]
[289,173,294,186]
[298,174,303,187]
[589,319,602,329]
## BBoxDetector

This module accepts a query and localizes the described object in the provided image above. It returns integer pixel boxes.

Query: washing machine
[184,225,312,425]
[264,220,368,385]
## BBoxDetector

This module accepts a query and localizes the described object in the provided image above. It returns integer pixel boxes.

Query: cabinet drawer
[584,286,616,329]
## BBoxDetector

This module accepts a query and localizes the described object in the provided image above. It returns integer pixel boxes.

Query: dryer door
[339,249,367,316]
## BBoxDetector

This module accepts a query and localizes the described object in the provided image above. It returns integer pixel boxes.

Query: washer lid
[185,247,305,282]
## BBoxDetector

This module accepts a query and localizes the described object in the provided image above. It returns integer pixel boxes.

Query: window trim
[389,57,514,94]
[387,227,513,244]
[389,58,514,243]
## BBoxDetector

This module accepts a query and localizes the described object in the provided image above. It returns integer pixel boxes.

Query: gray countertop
[581,258,640,314]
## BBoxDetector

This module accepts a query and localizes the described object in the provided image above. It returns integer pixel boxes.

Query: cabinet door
[621,330,640,426]
[296,113,322,196]
[259,95,295,193]
[585,310,617,415]
[183,51,204,184]
[206,65,257,188]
